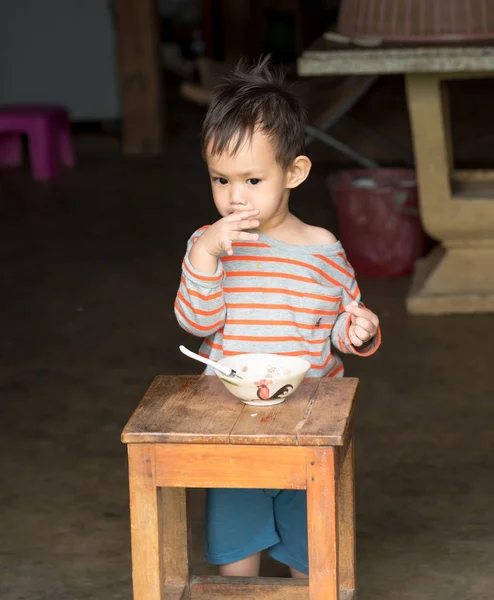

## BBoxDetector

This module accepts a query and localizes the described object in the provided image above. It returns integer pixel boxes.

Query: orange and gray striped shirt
[175,226,381,377]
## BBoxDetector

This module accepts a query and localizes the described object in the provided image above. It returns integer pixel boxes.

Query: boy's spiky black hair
[202,56,307,169]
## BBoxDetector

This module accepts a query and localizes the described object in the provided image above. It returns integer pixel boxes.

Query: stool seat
[0,104,75,181]
[122,375,359,600]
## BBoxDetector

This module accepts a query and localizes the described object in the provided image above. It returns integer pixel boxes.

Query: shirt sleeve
[174,227,226,338]
[330,252,381,356]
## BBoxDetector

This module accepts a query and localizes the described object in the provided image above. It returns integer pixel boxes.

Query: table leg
[116,0,165,155]
[307,447,339,600]
[338,436,356,593]
[160,488,191,585]
[128,445,165,600]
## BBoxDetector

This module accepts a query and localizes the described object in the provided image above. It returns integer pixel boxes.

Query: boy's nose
[230,187,247,207]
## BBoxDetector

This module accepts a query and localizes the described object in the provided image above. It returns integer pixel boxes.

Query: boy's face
[206,129,291,231]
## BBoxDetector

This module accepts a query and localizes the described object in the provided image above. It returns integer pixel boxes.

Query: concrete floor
[1,91,494,600]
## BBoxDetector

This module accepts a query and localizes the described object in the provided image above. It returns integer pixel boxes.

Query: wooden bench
[121,375,359,600]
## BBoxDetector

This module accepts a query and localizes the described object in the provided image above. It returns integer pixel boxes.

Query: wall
[0,0,119,120]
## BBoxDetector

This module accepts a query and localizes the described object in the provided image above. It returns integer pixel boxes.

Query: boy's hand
[198,209,260,257]
[345,301,379,347]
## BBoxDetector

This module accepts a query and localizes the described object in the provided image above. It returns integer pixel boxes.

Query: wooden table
[122,375,359,600]
[299,38,494,315]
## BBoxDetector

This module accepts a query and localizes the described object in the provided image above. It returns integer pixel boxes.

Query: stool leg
[307,447,339,600]
[0,133,23,166]
[128,445,165,600]
[28,119,60,181]
[58,118,75,167]
[338,436,356,594]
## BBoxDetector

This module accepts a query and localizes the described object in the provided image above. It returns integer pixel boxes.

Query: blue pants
[205,488,309,575]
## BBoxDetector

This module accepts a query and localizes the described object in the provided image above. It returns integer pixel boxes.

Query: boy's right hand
[197,209,260,257]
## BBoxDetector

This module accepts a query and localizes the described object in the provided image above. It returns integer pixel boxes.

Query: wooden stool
[121,375,359,600]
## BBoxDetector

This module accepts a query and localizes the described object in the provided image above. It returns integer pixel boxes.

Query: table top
[298,35,494,76]
[121,375,359,447]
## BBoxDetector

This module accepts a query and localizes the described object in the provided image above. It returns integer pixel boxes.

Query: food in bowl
[214,353,311,406]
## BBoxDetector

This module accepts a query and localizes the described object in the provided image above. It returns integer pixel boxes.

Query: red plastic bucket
[327,169,428,278]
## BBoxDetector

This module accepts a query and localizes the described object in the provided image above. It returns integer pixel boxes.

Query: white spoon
[179,345,242,379]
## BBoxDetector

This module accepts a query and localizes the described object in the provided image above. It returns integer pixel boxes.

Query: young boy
[174,58,381,578]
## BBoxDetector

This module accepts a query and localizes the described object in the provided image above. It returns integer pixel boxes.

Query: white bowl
[214,353,311,406]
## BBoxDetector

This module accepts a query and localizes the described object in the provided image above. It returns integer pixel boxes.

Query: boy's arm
[174,229,226,337]
[330,256,381,356]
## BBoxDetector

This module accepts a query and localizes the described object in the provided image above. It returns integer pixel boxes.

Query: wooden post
[116,0,165,155]
[221,0,254,61]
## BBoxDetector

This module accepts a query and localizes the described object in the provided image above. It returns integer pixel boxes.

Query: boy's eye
[213,177,228,185]
[247,178,261,185]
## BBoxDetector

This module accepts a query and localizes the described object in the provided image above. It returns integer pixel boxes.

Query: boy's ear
[285,155,312,189]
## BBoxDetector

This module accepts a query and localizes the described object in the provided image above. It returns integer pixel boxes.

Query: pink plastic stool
[0,105,75,181]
